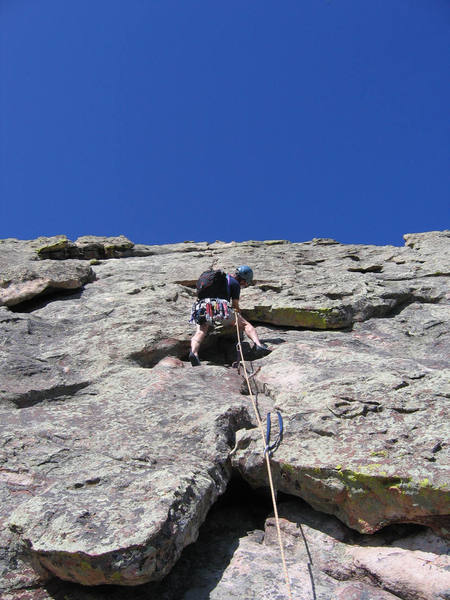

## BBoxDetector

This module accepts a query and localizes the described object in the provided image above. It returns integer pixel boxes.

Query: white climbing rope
[234,317,294,600]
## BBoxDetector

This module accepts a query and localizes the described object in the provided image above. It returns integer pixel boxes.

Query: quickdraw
[265,411,284,456]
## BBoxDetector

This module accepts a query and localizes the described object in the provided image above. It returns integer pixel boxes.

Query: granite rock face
[0,231,449,598]
[232,303,449,535]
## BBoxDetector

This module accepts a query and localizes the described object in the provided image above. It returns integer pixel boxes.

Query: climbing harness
[189,298,233,327]
[234,318,293,600]
[265,411,284,457]
[190,273,234,327]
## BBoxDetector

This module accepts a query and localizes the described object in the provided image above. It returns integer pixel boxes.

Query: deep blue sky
[1,1,449,246]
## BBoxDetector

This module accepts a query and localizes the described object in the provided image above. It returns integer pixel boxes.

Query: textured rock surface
[2,367,250,587]
[0,231,449,597]
[2,494,448,599]
[206,500,450,600]
[232,304,450,535]
[0,238,96,308]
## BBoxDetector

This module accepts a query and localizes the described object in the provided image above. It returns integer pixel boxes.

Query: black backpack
[196,270,229,300]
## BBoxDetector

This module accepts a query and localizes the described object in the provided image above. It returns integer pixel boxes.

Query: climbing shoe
[189,352,201,367]
[254,344,271,358]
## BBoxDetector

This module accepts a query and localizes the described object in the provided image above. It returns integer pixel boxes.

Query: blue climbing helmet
[235,265,254,284]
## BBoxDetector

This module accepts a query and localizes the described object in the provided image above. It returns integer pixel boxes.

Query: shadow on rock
[41,477,271,600]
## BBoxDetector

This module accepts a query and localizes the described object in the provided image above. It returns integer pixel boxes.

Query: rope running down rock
[234,317,294,600]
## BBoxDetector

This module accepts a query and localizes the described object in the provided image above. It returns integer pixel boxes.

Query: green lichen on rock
[37,552,108,586]
[263,240,290,246]
[276,460,450,533]
[103,237,134,258]
[334,466,405,494]
[280,462,296,476]
[420,478,432,488]
[330,466,448,529]
[38,550,145,586]
[36,236,69,257]
[248,305,351,329]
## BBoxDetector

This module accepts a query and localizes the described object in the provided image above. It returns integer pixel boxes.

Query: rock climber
[189,265,271,366]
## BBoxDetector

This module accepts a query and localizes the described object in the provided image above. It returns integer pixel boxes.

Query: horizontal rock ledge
[245,305,353,329]
[11,466,228,586]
